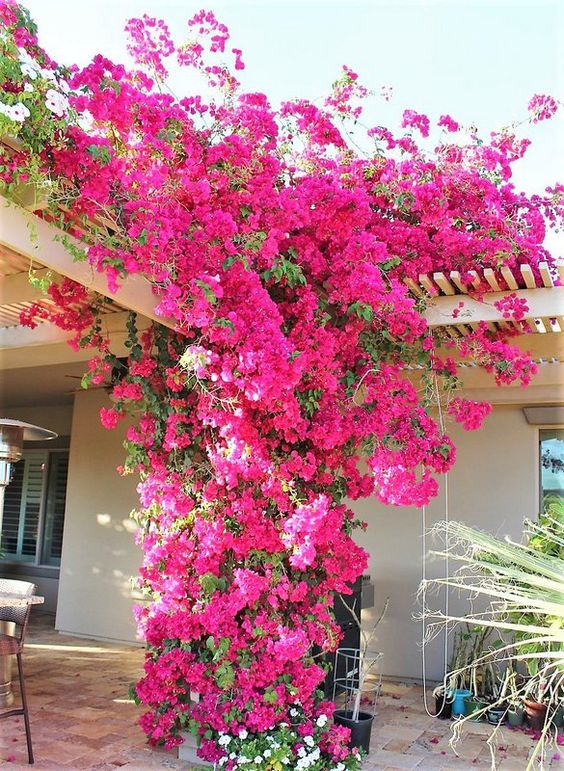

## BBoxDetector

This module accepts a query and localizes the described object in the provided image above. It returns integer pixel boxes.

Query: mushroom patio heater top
[0,418,58,540]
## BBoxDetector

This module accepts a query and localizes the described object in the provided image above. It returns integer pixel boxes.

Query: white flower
[238,729,248,739]
[238,757,250,765]
[253,757,262,764]
[11,102,29,122]
[219,758,227,767]
[45,88,69,117]
[289,708,299,717]
[297,747,307,758]
[58,78,70,94]
[20,62,37,80]
[23,83,34,93]
[303,736,315,748]
[229,752,236,759]
[316,714,328,728]
[0,101,29,123]
[263,749,271,758]
[218,734,231,746]
[40,67,57,83]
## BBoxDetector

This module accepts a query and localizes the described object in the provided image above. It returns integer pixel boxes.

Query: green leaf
[215,661,234,690]
[86,144,112,167]
[264,688,278,704]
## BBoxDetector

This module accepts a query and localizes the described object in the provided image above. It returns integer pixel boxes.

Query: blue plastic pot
[451,689,471,716]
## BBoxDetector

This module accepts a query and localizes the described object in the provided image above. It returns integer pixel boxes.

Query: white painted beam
[0,312,152,369]
[424,286,564,327]
[0,197,175,329]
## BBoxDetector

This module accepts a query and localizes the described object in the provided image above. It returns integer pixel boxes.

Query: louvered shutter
[1,451,47,560]
[42,453,69,565]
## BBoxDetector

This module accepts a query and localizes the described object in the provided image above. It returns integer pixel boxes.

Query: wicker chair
[0,578,36,764]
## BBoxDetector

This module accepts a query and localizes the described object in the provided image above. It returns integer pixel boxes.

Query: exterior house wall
[0,403,73,612]
[0,404,73,438]
[55,389,142,643]
[352,405,541,683]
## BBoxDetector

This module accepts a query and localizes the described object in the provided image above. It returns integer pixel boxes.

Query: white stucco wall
[352,405,541,683]
[56,389,142,643]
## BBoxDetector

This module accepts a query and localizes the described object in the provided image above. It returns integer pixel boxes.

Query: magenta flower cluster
[1,2,561,767]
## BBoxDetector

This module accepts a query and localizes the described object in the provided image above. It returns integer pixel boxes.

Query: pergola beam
[0,197,175,329]
[0,312,152,369]
[424,286,564,327]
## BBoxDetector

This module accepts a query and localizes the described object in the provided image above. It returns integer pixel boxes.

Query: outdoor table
[0,593,44,607]
[0,593,44,708]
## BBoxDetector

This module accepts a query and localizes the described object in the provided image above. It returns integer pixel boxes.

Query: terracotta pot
[524,699,547,731]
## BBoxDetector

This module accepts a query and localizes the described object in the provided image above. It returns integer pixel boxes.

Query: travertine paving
[0,613,561,770]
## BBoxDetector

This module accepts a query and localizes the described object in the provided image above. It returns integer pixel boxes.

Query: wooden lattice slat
[500,266,519,290]
[433,272,456,295]
[521,264,536,289]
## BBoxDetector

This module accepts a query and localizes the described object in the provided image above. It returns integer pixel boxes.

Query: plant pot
[507,706,524,727]
[333,709,374,753]
[451,689,471,717]
[524,700,547,731]
[552,704,564,728]
[463,696,486,722]
[486,707,506,726]
[434,693,452,720]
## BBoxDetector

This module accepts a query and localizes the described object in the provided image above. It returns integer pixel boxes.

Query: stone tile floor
[0,613,562,770]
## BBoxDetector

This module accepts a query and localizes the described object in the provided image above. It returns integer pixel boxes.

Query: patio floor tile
[0,612,562,770]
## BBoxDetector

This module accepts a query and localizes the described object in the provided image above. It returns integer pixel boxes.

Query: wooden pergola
[1,196,562,406]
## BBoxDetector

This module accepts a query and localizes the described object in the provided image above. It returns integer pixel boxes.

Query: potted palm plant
[420,512,564,769]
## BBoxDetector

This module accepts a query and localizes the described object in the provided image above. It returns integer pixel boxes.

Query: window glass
[539,429,564,514]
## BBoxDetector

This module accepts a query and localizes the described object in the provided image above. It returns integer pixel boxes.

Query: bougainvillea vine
[0,3,562,768]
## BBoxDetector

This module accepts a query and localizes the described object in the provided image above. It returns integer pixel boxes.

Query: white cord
[421,374,450,717]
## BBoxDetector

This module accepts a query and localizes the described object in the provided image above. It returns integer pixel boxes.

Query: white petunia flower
[40,67,57,83]
[303,736,315,747]
[45,88,69,117]
[20,62,37,80]
[0,101,29,123]
[23,83,34,93]
[238,728,248,739]
[316,714,328,727]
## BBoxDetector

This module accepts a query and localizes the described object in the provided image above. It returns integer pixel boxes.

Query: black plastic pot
[333,709,374,753]
[487,707,506,726]
[434,693,452,719]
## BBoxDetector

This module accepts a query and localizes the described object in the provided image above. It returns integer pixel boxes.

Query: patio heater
[0,418,58,535]
[0,418,57,707]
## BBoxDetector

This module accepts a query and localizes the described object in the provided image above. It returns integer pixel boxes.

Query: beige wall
[0,404,73,438]
[56,389,142,643]
[352,406,542,683]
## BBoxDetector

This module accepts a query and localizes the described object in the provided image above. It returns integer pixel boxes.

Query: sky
[21,0,564,254]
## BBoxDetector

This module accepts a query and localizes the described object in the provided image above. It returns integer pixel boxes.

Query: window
[1,449,69,567]
[539,429,564,514]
